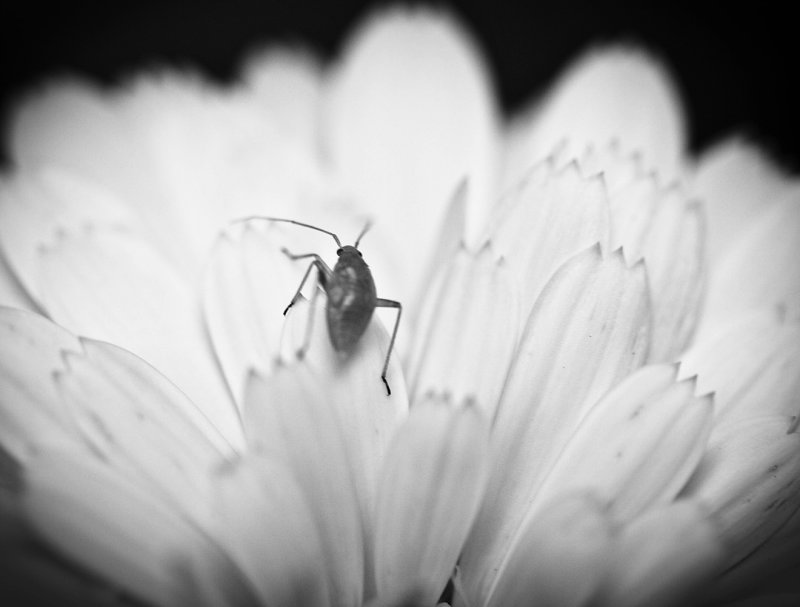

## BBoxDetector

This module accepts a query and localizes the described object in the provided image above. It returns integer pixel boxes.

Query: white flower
[1,5,799,607]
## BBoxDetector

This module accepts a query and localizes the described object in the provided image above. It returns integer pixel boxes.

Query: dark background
[2,0,798,167]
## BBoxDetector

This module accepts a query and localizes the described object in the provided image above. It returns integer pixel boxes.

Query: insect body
[235,216,402,395]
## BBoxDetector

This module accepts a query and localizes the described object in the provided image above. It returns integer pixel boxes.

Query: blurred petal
[503,46,686,188]
[599,501,724,607]
[0,307,83,460]
[681,416,800,569]
[241,46,323,151]
[244,365,364,607]
[484,493,613,607]
[692,136,800,263]
[34,225,243,450]
[0,167,143,306]
[700,193,800,337]
[374,395,489,606]
[0,252,35,311]
[536,364,713,522]
[56,338,234,521]
[207,455,330,607]
[714,504,800,602]
[24,449,258,607]
[324,6,499,295]
[460,245,651,606]
[7,74,322,278]
[487,160,610,318]
[408,242,519,417]
[679,311,800,425]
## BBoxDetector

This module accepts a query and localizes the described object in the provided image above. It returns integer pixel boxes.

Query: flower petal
[483,493,613,607]
[324,6,499,294]
[713,504,800,602]
[56,338,234,522]
[407,242,519,417]
[680,415,800,570]
[605,172,704,361]
[206,455,330,607]
[700,193,800,337]
[0,167,143,306]
[374,395,489,606]
[0,307,83,460]
[536,364,713,522]
[459,245,651,606]
[487,161,610,318]
[202,222,304,405]
[503,46,686,188]
[35,225,243,451]
[278,295,409,512]
[678,311,800,425]
[241,47,323,152]
[23,448,258,607]
[599,501,724,607]
[692,136,799,263]
[243,364,366,607]
[0,252,35,311]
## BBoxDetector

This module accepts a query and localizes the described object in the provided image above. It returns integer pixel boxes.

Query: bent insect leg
[281,250,333,359]
[280,250,332,312]
[375,298,402,396]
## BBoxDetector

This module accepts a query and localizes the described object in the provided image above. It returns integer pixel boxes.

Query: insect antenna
[232,216,342,248]
[354,221,373,249]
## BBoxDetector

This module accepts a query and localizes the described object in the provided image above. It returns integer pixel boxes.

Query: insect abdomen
[326,252,376,353]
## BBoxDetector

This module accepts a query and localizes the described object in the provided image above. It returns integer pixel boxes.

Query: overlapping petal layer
[374,395,489,606]
[459,244,651,606]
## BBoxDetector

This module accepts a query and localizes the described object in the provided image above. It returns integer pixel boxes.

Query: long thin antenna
[231,216,342,248]
[354,220,372,249]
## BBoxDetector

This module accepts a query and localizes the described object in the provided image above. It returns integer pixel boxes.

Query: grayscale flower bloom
[1,5,798,607]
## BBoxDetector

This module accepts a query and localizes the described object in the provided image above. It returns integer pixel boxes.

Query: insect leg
[283,261,317,315]
[296,275,321,360]
[281,250,333,315]
[375,298,402,396]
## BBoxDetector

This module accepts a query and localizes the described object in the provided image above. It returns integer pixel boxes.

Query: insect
[235,216,402,395]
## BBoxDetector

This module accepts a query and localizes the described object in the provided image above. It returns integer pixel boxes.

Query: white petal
[692,136,799,264]
[599,501,724,607]
[536,364,713,522]
[279,295,409,503]
[487,161,610,317]
[700,194,800,337]
[0,167,144,306]
[484,493,613,607]
[503,46,686,188]
[459,245,651,606]
[240,46,323,151]
[678,311,800,425]
[324,6,499,293]
[24,448,257,607]
[202,222,304,405]
[607,176,704,361]
[56,338,234,522]
[6,79,198,276]
[207,455,330,607]
[680,415,800,569]
[374,396,489,606]
[244,366,366,607]
[0,252,35,311]
[407,242,519,417]
[116,73,323,272]
[35,226,243,451]
[0,307,83,460]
